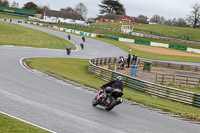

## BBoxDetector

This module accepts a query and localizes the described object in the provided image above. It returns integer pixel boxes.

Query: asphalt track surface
[0,20,200,133]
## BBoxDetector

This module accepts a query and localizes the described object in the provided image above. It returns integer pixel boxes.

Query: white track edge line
[0,111,56,133]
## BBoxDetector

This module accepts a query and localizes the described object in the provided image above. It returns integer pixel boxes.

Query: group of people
[66,34,86,55]
[118,54,137,70]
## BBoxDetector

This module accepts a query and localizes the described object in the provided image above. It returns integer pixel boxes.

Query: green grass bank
[0,21,75,50]
[0,113,49,133]
[91,22,200,42]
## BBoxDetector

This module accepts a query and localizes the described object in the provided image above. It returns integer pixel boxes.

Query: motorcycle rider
[82,36,85,42]
[100,76,124,98]
[67,34,71,40]
[66,45,71,54]
[80,42,84,49]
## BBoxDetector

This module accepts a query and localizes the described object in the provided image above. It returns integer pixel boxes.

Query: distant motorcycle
[80,43,84,49]
[92,87,123,111]
[68,34,71,40]
[66,48,71,55]
[82,37,85,42]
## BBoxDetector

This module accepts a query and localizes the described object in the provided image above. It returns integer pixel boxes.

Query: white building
[43,10,86,24]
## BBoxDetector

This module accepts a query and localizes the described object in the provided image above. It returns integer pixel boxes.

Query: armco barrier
[168,44,187,51]
[119,38,135,43]
[150,42,169,48]
[89,57,200,107]
[187,47,200,54]
[134,40,151,45]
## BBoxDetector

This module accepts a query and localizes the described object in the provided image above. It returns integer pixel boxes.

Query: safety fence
[137,59,200,72]
[89,57,200,108]
[156,74,200,87]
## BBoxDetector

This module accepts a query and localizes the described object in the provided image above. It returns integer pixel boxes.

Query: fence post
[104,58,107,65]
[100,58,103,65]
[96,58,99,65]
[173,75,176,84]
[155,74,159,84]
[198,79,200,87]
[162,74,164,84]
[186,77,189,85]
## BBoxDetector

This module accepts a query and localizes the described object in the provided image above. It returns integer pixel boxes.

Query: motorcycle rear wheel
[105,96,116,111]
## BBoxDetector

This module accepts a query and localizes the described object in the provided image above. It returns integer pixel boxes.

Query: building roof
[45,10,85,21]
[95,13,124,20]
[95,13,148,24]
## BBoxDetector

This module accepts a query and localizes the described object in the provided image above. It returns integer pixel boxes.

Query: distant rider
[82,36,85,42]
[66,45,71,53]
[68,34,71,40]
[80,43,84,49]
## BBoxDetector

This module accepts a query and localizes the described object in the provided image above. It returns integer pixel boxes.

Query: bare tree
[187,2,200,28]
[160,16,165,25]
[164,19,173,26]
[60,7,75,13]
[11,1,19,8]
[0,0,9,7]
[150,14,161,23]
[74,3,88,18]
[174,18,187,27]
[137,15,148,21]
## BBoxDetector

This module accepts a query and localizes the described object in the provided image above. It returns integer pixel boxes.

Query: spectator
[118,56,125,70]
[4,17,6,21]
[132,55,137,66]
[179,34,181,39]
[127,54,131,68]
[10,19,12,23]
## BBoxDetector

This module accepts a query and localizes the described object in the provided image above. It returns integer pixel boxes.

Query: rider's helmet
[116,76,123,81]
[66,45,70,49]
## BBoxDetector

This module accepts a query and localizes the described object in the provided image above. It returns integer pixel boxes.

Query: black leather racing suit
[101,80,124,91]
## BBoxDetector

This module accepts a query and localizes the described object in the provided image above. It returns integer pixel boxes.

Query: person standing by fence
[118,56,125,70]
[132,55,137,66]
[127,54,131,68]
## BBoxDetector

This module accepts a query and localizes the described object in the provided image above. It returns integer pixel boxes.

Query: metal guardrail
[137,59,200,72]
[89,57,200,108]
[156,74,200,86]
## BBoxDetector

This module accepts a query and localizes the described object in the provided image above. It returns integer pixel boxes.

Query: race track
[0,20,200,133]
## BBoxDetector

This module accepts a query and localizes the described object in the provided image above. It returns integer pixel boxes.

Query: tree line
[0,0,88,18]
[1,0,200,28]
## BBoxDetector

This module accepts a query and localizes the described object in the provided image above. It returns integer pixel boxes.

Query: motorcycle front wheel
[92,95,99,106]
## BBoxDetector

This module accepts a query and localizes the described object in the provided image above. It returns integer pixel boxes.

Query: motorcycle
[82,37,85,42]
[66,48,71,55]
[92,87,123,111]
[80,43,84,49]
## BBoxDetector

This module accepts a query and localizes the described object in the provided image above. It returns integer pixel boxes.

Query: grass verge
[91,22,200,42]
[26,58,200,121]
[0,113,48,133]
[0,21,75,50]
[0,14,27,19]
[92,37,200,62]
[162,84,200,94]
